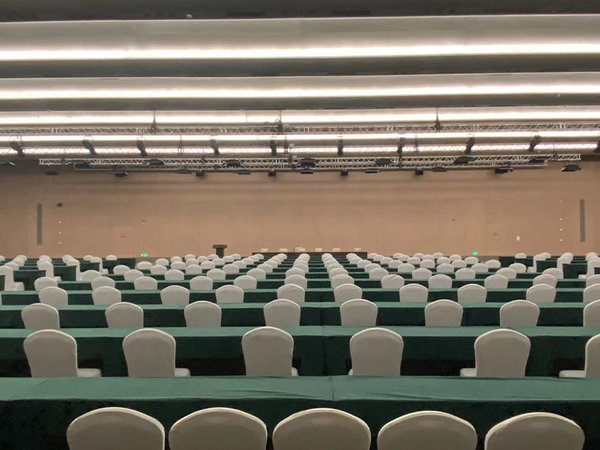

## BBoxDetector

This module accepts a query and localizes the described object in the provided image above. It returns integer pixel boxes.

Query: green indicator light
[141,253,148,257]
[472,251,479,256]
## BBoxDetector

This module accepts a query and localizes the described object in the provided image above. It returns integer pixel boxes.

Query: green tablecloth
[58,277,586,292]
[0,287,587,306]
[0,303,586,329]
[2,376,600,449]
[0,326,325,377]
[0,326,595,377]
[322,326,598,377]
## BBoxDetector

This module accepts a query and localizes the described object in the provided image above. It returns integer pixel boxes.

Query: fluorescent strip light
[471,144,531,151]
[22,148,89,155]
[94,148,142,155]
[343,146,397,153]
[3,73,600,101]
[288,147,338,154]
[219,147,272,154]
[536,143,598,150]
[5,107,600,127]
[4,17,600,62]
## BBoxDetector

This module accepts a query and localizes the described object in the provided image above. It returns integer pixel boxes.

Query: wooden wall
[0,162,597,257]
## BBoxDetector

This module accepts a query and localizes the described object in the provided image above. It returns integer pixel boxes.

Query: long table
[105,270,541,281]
[0,287,587,306]
[58,277,587,291]
[0,326,595,377]
[0,303,587,329]
[1,376,600,450]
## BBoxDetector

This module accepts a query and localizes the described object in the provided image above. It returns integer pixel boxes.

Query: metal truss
[39,154,581,172]
[3,121,600,136]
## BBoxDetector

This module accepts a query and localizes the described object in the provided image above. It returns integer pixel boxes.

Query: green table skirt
[0,303,586,329]
[58,277,586,291]
[1,287,587,306]
[0,326,596,377]
[2,376,600,449]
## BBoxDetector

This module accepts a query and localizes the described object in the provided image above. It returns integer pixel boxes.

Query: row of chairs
[22,325,600,379]
[35,283,306,306]
[22,297,600,330]
[65,406,585,450]
[334,282,559,304]
[32,280,585,307]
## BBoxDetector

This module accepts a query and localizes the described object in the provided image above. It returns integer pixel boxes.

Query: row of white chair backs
[66,406,585,450]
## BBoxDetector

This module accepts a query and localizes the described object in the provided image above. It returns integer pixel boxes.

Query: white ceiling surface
[1,16,600,60]
[1,15,600,156]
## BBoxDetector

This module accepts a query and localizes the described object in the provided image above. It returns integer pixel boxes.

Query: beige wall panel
[0,162,597,257]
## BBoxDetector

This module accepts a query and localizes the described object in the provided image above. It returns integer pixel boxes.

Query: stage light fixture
[237,169,251,175]
[195,170,205,177]
[375,158,393,167]
[114,172,128,178]
[494,167,513,174]
[210,139,219,155]
[340,170,349,176]
[454,155,475,165]
[529,135,541,152]
[82,139,96,155]
[562,164,582,172]
[136,140,147,157]
[9,141,23,157]
[465,137,475,154]
[432,166,448,172]
[415,169,424,176]
[268,169,277,177]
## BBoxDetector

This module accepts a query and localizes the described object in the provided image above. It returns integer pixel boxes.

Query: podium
[212,244,227,258]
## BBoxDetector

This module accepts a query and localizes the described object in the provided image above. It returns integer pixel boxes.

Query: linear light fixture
[2,73,600,100]
[1,130,599,144]
[4,16,600,61]
[5,107,600,126]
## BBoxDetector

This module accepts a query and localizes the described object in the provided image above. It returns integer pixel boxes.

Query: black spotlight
[529,156,548,165]
[45,171,59,176]
[300,169,314,174]
[375,158,392,167]
[465,137,475,155]
[340,170,349,177]
[114,172,128,178]
[226,160,242,168]
[364,169,379,174]
[9,141,24,157]
[82,139,96,155]
[432,166,447,172]
[73,162,90,169]
[146,159,164,167]
[494,167,513,174]
[210,139,219,155]
[237,169,251,175]
[268,169,277,177]
[136,140,147,157]
[528,135,541,152]
[174,167,192,174]
[562,164,582,172]
[454,156,475,165]
[299,158,317,168]
[195,170,205,177]
[415,169,424,176]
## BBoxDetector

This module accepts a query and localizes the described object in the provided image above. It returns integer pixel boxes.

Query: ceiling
[1,0,600,21]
